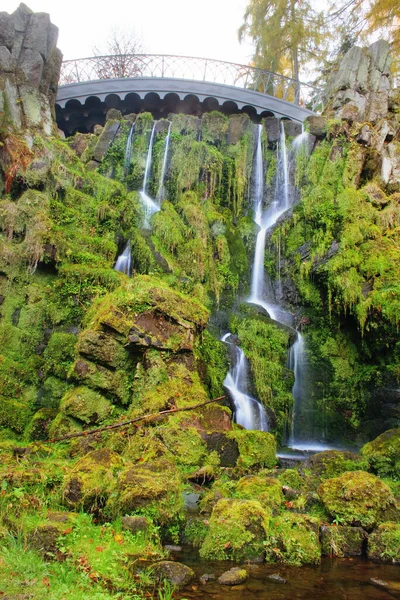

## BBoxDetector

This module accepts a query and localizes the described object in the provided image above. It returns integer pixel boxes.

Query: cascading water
[246,120,325,449]
[139,123,160,228]
[222,333,268,431]
[114,241,131,275]
[156,121,172,203]
[124,121,135,174]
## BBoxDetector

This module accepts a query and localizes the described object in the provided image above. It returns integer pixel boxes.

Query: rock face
[0,3,62,134]
[325,40,399,187]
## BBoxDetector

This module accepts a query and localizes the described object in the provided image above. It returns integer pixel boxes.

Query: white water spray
[156,121,172,203]
[139,123,160,228]
[114,241,131,276]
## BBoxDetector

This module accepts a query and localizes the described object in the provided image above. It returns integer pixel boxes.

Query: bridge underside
[56,77,314,135]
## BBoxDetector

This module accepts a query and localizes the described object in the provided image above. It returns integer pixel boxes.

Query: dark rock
[151,561,195,587]
[320,525,367,557]
[218,567,248,586]
[267,573,287,584]
[0,12,15,48]
[201,432,239,467]
[199,573,215,584]
[283,120,302,138]
[26,524,63,559]
[227,113,251,145]
[121,516,149,534]
[264,117,280,144]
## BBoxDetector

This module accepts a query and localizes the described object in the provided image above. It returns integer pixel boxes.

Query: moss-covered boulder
[109,458,183,524]
[199,498,269,561]
[70,359,131,404]
[235,476,284,512]
[218,567,249,585]
[302,450,366,482]
[150,560,195,587]
[368,523,400,563]
[320,525,368,557]
[361,428,400,479]
[26,408,58,441]
[318,471,399,529]
[229,430,277,470]
[264,513,321,565]
[85,276,209,352]
[48,412,82,440]
[63,449,124,513]
[60,386,113,425]
[76,329,129,369]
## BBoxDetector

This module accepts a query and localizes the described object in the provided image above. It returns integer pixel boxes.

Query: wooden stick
[48,395,226,443]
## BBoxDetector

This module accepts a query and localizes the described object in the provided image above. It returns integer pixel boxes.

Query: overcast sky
[3,0,255,64]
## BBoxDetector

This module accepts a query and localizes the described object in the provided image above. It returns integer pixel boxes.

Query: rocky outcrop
[324,40,399,188]
[0,3,62,135]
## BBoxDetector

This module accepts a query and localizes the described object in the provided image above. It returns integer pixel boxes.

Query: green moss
[303,450,368,482]
[199,498,269,561]
[43,332,77,379]
[228,430,277,470]
[235,475,283,512]
[320,524,367,557]
[60,386,113,425]
[318,471,399,528]
[368,522,400,563]
[361,428,400,479]
[195,330,228,398]
[25,408,57,441]
[264,513,321,565]
[0,397,33,433]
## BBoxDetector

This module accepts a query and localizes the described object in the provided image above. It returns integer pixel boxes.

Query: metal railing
[59,54,323,111]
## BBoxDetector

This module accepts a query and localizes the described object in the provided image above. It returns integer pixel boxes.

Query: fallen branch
[48,395,226,443]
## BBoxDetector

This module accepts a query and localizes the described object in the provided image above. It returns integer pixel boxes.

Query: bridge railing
[59,54,323,111]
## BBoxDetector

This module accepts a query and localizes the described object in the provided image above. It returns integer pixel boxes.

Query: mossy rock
[368,522,400,563]
[199,498,269,561]
[228,430,277,470]
[26,408,58,441]
[76,329,129,369]
[60,386,113,425]
[265,513,321,565]
[235,476,284,512]
[320,525,368,557]
[70,359,131,404]
[318,471,399,529]
[278,468,308,491]
[156,425,209,473]
[361,428,400,479]
[63,449,124,513]
[0,397,33,434]
[302,450,367,482]
[201,432,239,467]
[25,522,67,559]
[108,458,183,524]
[150,560,195,587]
[48,412,82,440]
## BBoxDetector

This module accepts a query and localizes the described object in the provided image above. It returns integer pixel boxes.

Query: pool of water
[175,552,400,600]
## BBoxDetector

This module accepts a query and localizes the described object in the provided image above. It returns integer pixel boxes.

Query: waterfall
[139,122,160,228]
[156,121,172,203]
[280,121,290,209]
[124,121,135,173]
[292,122,309,149]
[222,333,268,431]
[114,241,131,275]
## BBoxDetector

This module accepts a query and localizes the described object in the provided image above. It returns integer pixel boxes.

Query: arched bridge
[56,54,323,135]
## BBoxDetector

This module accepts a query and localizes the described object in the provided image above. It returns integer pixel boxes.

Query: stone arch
[202,96,220,113]
[104,94,121,109]
[181,94,201,116]
[122,93,142,114]
[221,100,239,115]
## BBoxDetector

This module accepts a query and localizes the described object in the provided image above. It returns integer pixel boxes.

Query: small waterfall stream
[114,241,131,275]
[124,121,135,174]
[156,121,172,203]
[222,333,268,431]
[139,123,160,228]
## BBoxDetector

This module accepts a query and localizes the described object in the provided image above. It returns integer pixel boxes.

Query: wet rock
[201,432,239,467]
[320,525,367,557]
[121,516,149,534]
[199,573,215,584]
[267,573,287,584]
[227,113,252,145]
[218,567,248,585]
[370,577,400,591]
[151,560,195,586]
[264,117,280,144]
[368,523,400,563]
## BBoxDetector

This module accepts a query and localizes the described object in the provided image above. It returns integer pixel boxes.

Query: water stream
[114,240,131,275]
[139,122,160,228]
[156,121,172,203]
[124,121,135,174]
[222,333,268,431]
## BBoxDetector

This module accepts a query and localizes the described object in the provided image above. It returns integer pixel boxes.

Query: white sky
[2,0,255,64]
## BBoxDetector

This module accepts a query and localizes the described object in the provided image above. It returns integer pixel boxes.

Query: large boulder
[318,471,399,529]
[199,498,269,561]
[361,428,400,479]
[235,475,284,513]
[264,513,321,565]
[320,525,368,557]
[150,561,195,586]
